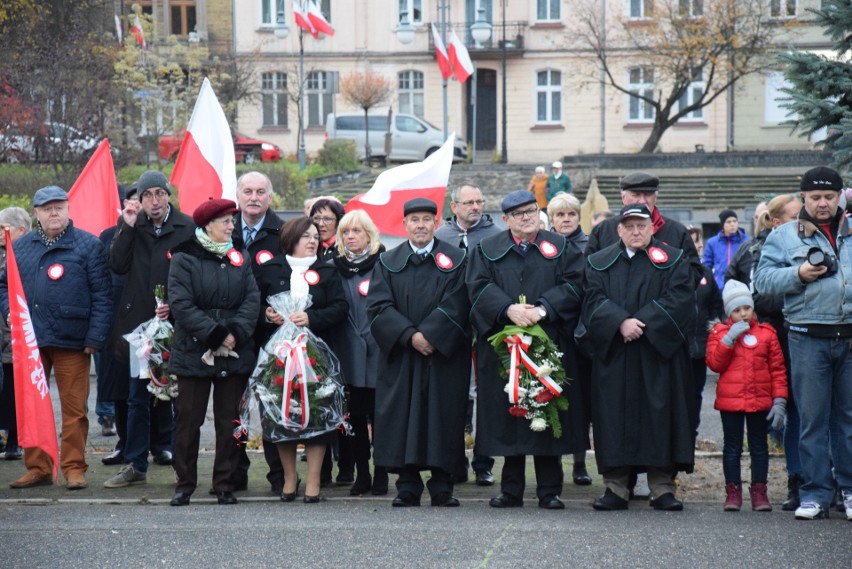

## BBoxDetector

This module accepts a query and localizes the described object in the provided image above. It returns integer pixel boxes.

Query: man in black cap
[366,197,471,507]
[103,170,195,489]
[466,190,584,509]
[582,204,696,511]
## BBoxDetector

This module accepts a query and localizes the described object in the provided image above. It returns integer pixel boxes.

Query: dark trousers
[173,374,247,494]
[0,363,17,448]
[720,410,769,484]
[501,455,563,500]
[113,399,128,452]
[348,386,376,473]
[691,357,708,440]
[396,465,453,498]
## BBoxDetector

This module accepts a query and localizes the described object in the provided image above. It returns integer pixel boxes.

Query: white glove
[201,347,240,366]
[722,321,750,347]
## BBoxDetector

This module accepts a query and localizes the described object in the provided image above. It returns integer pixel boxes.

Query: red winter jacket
[706,317,788,413]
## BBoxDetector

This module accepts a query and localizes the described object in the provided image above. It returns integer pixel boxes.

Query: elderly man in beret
[754,166,852,521]
[467,190,584,510]
[0,186,112,490]
[367,197,471,508]
[582,204,695,512]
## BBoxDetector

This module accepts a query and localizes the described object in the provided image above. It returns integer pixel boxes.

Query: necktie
[416,249,428,259]
[245,227,256,247]
[519,241,529,254]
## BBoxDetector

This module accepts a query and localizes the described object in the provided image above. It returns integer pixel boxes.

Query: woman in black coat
[167,199,260,507]
[256,217,348,502]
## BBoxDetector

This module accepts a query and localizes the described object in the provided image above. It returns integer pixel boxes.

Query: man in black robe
[367,198,471,507]
[583,204,696,511]
[467,190,584,510]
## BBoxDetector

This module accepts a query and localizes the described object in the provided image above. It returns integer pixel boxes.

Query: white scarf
[286,255,317,298]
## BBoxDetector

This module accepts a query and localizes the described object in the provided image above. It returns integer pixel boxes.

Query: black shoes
[572,463,592,486]
[4,446,23,461]
[782,474,802,511]
[650,492,683,511]
[280,478,302,502]
[101,449,124,466]
[475,470,495,486]
[593,488,629,511]
[430,492,460,507]
[303,495,322,504]
[489,493,523,508]
[371,468,389,495]
[216,491,237,505]
[170,492,191,506]
[391,492,421,507]
[538,495,565,510]
[335,471,355,485]
[350,472,372,496]
[152,450,173,466]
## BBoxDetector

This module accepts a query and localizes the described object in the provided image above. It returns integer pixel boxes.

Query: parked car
[1,121,101,163]
[158,130,283,163]
[325,112,468,163]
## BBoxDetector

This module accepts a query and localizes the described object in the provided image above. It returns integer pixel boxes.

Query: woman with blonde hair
[548,192,587,251]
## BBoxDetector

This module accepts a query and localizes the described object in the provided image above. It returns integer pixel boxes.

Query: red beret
[192,198,238,227]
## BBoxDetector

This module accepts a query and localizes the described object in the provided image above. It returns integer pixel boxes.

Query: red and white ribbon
[503,333,562,404]
[275,333,314,431]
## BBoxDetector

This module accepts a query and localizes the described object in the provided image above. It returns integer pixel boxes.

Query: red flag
[293,0,317,38]
[68,139,121,236]
[431,24,452,81]
[5,230,59,483]
[345,135,455,236]
[130,14,145,48]
[171,78,237,216]
[306,0,334,37]
[448,30,474,83]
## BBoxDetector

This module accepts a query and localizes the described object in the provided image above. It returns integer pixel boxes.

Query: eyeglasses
[140,189,169,201]
[301,232,320,241]
[509,207,539,220]
[312,216,336,225]
[457,199,485,207]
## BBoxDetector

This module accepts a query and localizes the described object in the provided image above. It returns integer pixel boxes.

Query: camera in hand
[806,247,837,277]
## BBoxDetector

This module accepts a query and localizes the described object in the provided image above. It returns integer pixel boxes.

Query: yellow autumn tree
[339,71,393,162]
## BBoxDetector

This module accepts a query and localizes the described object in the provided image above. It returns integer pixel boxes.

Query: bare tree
[339,71,393,162]
[576,0,782,153]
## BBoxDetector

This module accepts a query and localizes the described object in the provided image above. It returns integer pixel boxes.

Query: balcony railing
[427,20,527,58]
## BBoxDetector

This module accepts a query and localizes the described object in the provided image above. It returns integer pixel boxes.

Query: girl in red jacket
[707,279,788,512]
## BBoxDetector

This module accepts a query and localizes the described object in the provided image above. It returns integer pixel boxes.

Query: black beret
[136,170,171,196]
[620,172,659,192]
[718,209,737,224]
[800,166,843,192]
[192,198,238,227]
[500,190,537,213]
[619,204,652,221]
[403,198,437,216]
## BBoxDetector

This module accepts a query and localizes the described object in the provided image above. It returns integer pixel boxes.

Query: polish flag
[5,230,59,483]
[345,134,455,236]
[293,0,318,38]
[448,30,474,83]
[171,78,237,216]
[130,14,145,48]
[431,24,452,81]
[306,0,334,37]
[115,15,123,46]
[68,139,121,236]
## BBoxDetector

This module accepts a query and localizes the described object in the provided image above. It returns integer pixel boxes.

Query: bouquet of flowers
[123,284,177,401]
[487,297,569,437]
[238,292,346,443]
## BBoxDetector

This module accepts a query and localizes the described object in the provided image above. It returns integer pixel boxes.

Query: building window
[535,69,562,124]
[262,72,288,127]
[677,68,704,121]
[306,71,333,127]
[628,67,655,122]
[398,70,424,117]
[536,0,560,22]
[126,0,153,16]
[630,0,653,19]
[764,71,790,124]
[170,1,196,36]
[261,0,285,26]
[678,0,703,17]
[319,0,332,23]
[770,0,796,18]
[399,0,422,24]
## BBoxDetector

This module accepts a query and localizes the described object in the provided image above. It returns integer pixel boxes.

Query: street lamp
[275,11,288,38]
[396,11,415,45]
[500,0,507,164]
[275,10,306,170]
[470,8,492,165]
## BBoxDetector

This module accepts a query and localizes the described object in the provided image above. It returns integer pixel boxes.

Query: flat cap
[620,172,659,192]
[619,203,652,221]
[136,170,171,196]
[800,166,843,192]
[33,185,68,207]
[501,190,537,213]
[403,198,437,217]
[192,198,238,227]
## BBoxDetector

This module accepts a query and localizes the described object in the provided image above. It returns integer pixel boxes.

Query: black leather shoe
[335,471,355,485]
[152,450,173,466]
[650,493,683,511]
[489,493,523,508]
[592,488,629,511]
[350,472,372,496]
[170,492,191,506]
[431,492,460,507]
[216,491,238,505]
[391,492,421,507]
[101,450,125,466]
[4,448,23,461]
[303,494,322,504]
[280,478,301,502]
[572,463,592,486]
[371,468,389,496]
[475,470,495,486]
[539,495,565,510]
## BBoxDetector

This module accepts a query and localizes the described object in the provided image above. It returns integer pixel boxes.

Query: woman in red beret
[166,199,261,507]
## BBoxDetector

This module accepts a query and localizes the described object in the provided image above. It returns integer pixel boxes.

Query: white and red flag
[345,134,455,236]
[293,0,317,38]
[114,14,123,46]
[431,24,452,81]
[130,14,145,48]
[448,30,474,83]
[68,139,121,237]
[171,77,237,216]
[5,230,59,483]
[306,0,334,37]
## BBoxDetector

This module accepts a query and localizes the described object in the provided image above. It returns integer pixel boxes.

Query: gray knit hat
[722,279,754,317]
[136,170,171,196]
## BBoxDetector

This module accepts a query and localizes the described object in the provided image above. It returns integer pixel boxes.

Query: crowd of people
[0,165,849,520]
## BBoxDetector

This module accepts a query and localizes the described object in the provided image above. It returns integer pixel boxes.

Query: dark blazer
[232,210,284,275]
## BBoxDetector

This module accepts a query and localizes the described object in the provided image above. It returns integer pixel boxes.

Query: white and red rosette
[435,252,453,269]
[47,264,64,280]
[255,250,274,265]
[539,240,558,258]
[227,249,244,267]
[648,247,668,264]
[357,279,370,296]
[304,270,320,286]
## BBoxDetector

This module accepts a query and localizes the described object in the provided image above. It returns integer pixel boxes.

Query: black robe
[467,230,584,457]
[366,239,470,473]
[582,239,696,473]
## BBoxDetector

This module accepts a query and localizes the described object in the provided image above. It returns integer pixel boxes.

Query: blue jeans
[787,332,852,509]
[720,410,769,484]
[783,394,803,477]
